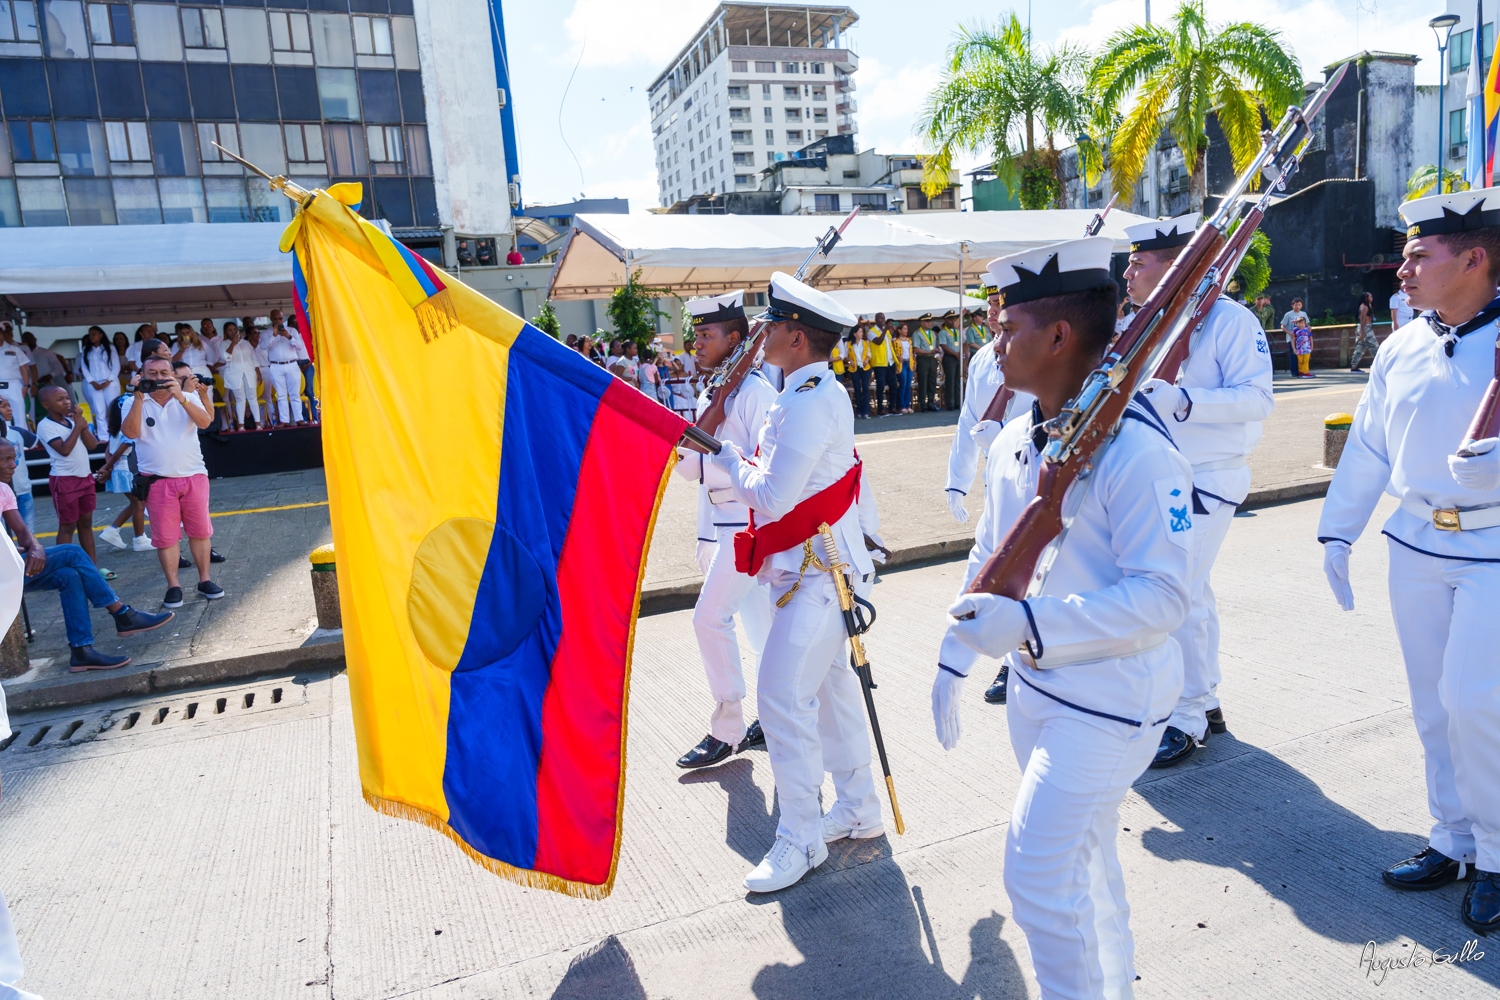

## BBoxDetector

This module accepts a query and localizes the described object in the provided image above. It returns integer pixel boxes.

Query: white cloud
[561,0,720,70]
[854,55,944,155]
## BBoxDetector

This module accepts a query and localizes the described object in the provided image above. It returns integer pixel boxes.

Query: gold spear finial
[212,143,314,207]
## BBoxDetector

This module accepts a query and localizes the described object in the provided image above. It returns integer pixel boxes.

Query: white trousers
[222,367,261,424]
[1165,500,1236,740]
[758,569,881,852]
[0,887,41,1000]
[268,364,304,423]
[1005,645,1181,1000]
[81,380,120,440]
[692,535,771,746]
[1387,540,1500,871]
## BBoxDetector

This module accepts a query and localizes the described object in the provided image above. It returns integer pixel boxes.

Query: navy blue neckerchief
[1425,293,1500,356]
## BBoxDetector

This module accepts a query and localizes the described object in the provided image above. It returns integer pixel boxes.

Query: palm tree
[1089,0,1301,205]
[1406,164,1468,198]
[916,14,1100,210]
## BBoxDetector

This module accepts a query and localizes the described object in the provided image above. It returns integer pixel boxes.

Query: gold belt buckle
[1433,508,1463,531]
[1017,645,1037,668]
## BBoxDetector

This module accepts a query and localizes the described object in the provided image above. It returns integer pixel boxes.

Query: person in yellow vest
[867,316,895,416]
[913,314,939,412]
[847,323,872,418]
[895,322,915,413]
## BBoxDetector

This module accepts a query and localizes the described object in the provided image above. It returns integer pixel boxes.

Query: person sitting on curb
[0,439,172,671]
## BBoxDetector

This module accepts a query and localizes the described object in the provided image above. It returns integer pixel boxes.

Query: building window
[728,85,748,99]
[42,0,87,57]
[733,151,754,166]
[783,85,799,100]
[112,177,160,225]
[1452,108,1469,157]
[731,130,752,145]
[732,60,747,72]
[783,62,799,73]
[1450,26,1494,74]
[906,187,955,210]
[8,121,54,161]
[284,123,325,167]
[352,15,393,56]
[755,60,775,72]
[104,121,150,162]
[853,192,887,210]
[814,193,839,213]
[812,86,826,101]
[324,123,368,176]
[763,107,772,122]
[813,108,828,123]
[765,129,774,144]
[270,11,312,53]
[785,108,802,123]
[0,2,40,42]
[86,3,132,45]
[317,68,361,122]
[729,107,749,122]
[735,173,752,186]
[150,121,200,176]
[815,129,828,139]
[181,7,225,49]
[811,62,825,74]
[786,130,803,144]
[197,123,238,161]
[367,124,404,173]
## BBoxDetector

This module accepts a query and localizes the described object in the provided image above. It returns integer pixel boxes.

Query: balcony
[731,131,753,145]
[832,50,858,72]
[835,73,856,92]
[838,122,858,136]
[836,99,857,115]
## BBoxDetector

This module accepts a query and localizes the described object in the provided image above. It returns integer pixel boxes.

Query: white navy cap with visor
[759,271,858,335]
[1399,187,1500,238]
[1124,212,1200,252]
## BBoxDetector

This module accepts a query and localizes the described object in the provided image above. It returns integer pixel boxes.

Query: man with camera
[122,357,223,609]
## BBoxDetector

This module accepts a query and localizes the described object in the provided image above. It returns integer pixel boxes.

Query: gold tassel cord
[414,288,460,343]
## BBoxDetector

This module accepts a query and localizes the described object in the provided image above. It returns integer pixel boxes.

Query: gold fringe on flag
[413,287,460,343]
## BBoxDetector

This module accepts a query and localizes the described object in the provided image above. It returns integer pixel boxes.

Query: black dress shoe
[676,734,733,769]
[737,719,766,752]
[1205,707,1227,735]
[1150,726,1198,769]
[983,665,1009,704]
[209,549,226,563]
[1463,870,1500,934]
[1383,847,1465,891]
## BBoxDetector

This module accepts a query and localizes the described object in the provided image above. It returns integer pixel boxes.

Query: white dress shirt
[676,367,778,543]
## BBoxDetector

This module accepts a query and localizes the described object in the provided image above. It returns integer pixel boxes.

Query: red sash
[733,460,862,575]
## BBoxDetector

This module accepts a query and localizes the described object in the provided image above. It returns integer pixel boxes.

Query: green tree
[1089,0,1301,204]
[530,301,561,338]
[1406,164,1469,198]
[1232,227,1272,299]
[605,269,669,351]
[916,14,1101,209]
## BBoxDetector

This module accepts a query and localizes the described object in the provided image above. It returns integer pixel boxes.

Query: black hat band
[1406,201,1500,238]
[1130,227,1193,252]
[999,255,1115,306]
[692,304,746,326]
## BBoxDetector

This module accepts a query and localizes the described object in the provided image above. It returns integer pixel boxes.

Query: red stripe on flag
[532,381,682,885]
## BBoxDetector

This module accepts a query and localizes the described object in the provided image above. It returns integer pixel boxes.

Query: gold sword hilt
[212,143,314,207]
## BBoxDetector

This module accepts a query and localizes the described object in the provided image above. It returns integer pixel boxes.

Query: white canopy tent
[545,208,1152,301]
[827,286,985,321]
[0,222,292,327]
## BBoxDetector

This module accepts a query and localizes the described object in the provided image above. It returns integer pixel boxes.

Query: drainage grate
[1,683,305,755]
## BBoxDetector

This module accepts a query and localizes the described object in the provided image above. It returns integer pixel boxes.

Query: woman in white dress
[78,325,121,440]
[220,322,262,431]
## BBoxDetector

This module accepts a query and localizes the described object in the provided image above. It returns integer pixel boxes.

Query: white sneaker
[100,525,126,550]
[743,836,827,893]
[132,535,154,552]
[821,813,885,843]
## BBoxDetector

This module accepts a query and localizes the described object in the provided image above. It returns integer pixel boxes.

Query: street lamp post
[1432,13,1462,193]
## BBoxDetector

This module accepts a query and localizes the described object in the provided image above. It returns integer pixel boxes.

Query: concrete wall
[413,0,512,237]
[1366,58,1417,229]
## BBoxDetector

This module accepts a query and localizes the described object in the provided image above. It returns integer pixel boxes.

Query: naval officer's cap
[760,271,858,335]
[1124,212,1200,252]
[686,289,747,326]
[987,236,1116,307]
[1400,187,1500,238]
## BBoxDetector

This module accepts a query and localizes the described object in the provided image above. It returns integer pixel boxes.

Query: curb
[639,476,1333,617]
[4,634,346,715]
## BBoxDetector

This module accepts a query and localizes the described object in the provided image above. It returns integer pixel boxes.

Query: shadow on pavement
[548,935,647,1000]
[1135,733,1499,988]
[679,756,779,866]
[747,853,1030,999]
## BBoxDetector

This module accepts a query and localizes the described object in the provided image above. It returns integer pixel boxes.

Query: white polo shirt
[36,415,91,477]
[121,392,207,478]
[265,330,301,364]
[0,342,32,383]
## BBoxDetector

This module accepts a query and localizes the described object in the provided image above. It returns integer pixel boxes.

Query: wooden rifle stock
[1151,207,1264,384]
[966,226,1226,599]
[1460,332,1500,454]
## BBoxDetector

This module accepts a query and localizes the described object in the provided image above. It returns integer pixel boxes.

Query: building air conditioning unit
[508,183,521,207]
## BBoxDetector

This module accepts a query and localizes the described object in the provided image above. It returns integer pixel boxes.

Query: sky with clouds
[501,0,1459,212]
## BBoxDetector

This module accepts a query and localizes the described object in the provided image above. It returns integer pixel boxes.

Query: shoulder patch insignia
[795,376,820,392]
[1154,477,1193,548]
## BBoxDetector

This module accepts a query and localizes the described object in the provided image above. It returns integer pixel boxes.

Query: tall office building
[647,3,859,209]
[0,0,511,259]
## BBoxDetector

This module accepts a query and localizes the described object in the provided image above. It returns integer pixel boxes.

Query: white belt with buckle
[1400,496,1500,531]
[1018,634,1167,670]
[707,487,738,506]
[1191,455,1248,474]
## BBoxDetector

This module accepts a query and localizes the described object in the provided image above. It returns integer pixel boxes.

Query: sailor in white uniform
[0,522,41,1000]
[945,265,1037,706]
[1318,188,1500,936]
[932,236,1192,1000]
[673,291,778,770]
[708,272,883,893]
[1122,213,1274,767]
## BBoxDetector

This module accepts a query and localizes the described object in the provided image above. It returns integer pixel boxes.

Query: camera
[135,378,168,393]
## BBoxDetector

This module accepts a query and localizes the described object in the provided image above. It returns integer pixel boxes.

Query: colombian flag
[282,186,687,898]
[1486,21,1500,186]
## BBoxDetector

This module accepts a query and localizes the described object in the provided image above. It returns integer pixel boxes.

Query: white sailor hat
[1399,187,1500,238]
[986,236,1116,307]
[686,290,746,326]
[1124,212,1200,252]
[761,271,858,335]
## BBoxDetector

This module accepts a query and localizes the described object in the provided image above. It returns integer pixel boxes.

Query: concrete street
[2,490,1495,999]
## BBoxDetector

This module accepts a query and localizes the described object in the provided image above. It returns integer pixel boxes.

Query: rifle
[817,522,905,836]
[965,62,1349,602]
[977,195,1119,426]
[1149,214,1262,383]
[1460,336,1500,455]
[703,206,861,395]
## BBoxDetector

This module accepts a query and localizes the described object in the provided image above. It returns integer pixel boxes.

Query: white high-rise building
[647,4,859,209]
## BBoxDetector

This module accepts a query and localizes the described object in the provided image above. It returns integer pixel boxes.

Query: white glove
[707,439,744,473]
[695,540,715,576]
[946,592,1029,659]
[1139,378,1188,418]
[969,418,1003,451]
[1449,437,1500,491]
[1323,540,1354,611]
[946,489,969,525]
[931,667,966,751]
